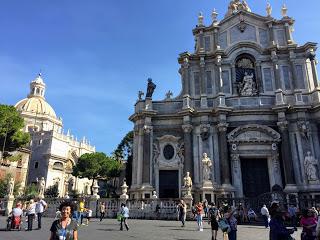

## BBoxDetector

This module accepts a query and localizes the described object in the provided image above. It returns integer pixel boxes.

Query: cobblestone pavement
[0,217,302,240]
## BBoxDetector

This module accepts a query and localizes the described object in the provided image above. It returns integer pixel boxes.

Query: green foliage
[113,131,133,186]
[72,152,122,180]
[44,184,59,198]
[22,184,38,200]
[0,173,21,198]
[0,104,30,154]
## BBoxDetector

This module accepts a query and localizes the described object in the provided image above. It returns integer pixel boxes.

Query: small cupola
[28,73,46,99]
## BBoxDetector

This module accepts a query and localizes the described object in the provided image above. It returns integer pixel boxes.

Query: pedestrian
[85,208,92,225]
[99,202,106,221]
[177,200,187,227]
[269,206,294,240]
[261,204,270,228]
[224,206,237,240]
[300,209,317,240]
[288,204,297,231]
[120,203,129,231]
[195,202,204,231]
[203,200,208,218]
[27,199,36,231]
[208,202,220,240]
[35,197,47,229]
[78,199,85,225]
[49,201,78,240]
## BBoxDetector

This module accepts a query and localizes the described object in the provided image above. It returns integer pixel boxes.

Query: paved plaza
[0,217,302,240]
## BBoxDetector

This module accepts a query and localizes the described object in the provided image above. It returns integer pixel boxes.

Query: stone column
[217,123,231,185]
[230,153,242,197]
[277,121,296,185]
[256,61,263,93]
[308,51,319,88]
[271,51,281,89]
[182,124,194,177]
[137,129,144,186]
[132,129,139,186]
[142,125,153,185]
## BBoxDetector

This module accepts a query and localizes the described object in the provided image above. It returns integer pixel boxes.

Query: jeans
[100,212,105,221]
[228,230,237,240]
[78,212,84,224]
[27,214,35,231]
[179,212,186,226]
[37,212,43,229]
[196,214,203,227]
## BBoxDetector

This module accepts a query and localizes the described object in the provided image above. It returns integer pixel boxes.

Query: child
[86,208,92,225]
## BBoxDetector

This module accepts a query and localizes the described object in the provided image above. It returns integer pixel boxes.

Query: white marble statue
[152,190,158,199]
[7,177,15,197]
[183,172,192,196]
[37,177,46,198]
[202,153,212,181]
[304,152,319,181]
[240,72,256,96]
[227,0,251,16]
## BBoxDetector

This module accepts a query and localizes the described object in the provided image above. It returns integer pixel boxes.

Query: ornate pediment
[228,124,281,143]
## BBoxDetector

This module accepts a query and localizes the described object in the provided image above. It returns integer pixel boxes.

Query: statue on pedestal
[304,152,319,181]
[183,172,192,196]
[7,177,15,197]
[146,78,156,98]
[226,0,251,16]
[37,177,46,198]
[202,153,212,181]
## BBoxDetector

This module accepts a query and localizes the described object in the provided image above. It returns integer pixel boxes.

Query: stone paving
[0,217,302,240]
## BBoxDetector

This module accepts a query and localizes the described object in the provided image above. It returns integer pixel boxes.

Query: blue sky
[0,0,319,155]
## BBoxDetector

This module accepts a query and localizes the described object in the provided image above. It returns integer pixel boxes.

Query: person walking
[300,209,317,240]
[177,200,187,227]
[120,203,129,231]
[99,202,106,222]
[78,199,85,225]
[269,207,294,240]
[224,206,237,240]
[27,199,36,231]
[261,204,270,228]
[49,201,78,240]
[208,203,220,240]
[195,202,204,231]
[35,197,47,229]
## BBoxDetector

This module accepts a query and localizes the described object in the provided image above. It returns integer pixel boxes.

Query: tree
[72,152,122,194]
[113,131,133,186]
[0,104,30,157]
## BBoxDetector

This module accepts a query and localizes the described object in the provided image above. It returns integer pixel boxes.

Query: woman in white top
[27,199,36,231]
[120,203,129,231]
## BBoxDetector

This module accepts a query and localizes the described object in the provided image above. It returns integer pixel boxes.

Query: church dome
[15,97,57,118]
[15,73,57,119]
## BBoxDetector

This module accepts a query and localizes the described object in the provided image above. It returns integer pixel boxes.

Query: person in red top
[195,202,204,231]
[300,209,317,240]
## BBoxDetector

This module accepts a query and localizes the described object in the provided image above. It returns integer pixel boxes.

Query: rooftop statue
[226,0,251,17]
[146,78,156,98]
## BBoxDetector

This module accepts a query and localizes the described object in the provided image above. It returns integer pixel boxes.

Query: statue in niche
[304,151,319,181]
[240,72,257,96]
[202,153,212,181]
[146,78,156,98]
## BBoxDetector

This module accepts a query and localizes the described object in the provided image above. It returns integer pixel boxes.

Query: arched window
[53,162,64,171]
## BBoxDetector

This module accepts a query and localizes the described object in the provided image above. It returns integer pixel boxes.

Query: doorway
[159,170,179,198]
[241,158,270,198]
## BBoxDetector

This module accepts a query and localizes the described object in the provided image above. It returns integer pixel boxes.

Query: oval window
[163,144,174,160]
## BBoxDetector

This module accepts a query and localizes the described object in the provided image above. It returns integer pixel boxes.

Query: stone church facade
[130,1,320,203]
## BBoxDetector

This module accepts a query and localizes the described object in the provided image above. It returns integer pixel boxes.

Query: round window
[163,144,175,160]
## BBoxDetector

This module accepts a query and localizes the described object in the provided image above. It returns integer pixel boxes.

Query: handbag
[116,213,123,222]
[218,219,231,233]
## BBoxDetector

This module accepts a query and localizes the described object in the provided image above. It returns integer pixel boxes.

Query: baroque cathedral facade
[129,1,320,203]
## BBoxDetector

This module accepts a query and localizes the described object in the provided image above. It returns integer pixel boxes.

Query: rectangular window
[204,36,211,52]
[281,66,290,90]
[263,68,273,91]
[295,65,305,89]
[194,72,200,95]
[206,71,213,94]
[222,71,231,94]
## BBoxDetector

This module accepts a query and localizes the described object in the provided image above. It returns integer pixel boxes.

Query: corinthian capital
[143,125,153,134]
[182,124,193,133]
[217,122,229,132]
[277,121,288,132]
